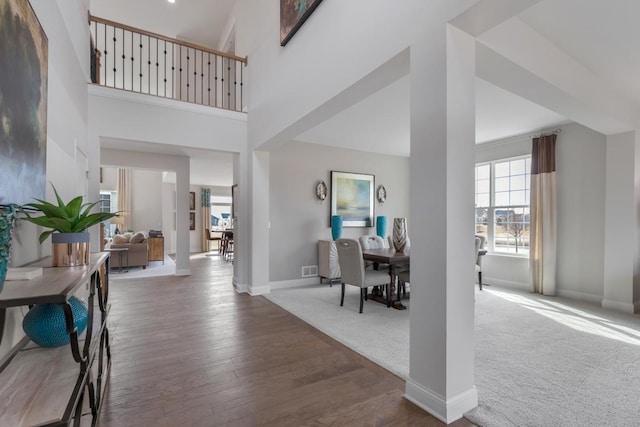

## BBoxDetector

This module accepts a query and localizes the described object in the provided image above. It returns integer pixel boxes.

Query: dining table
[361,248,410,310]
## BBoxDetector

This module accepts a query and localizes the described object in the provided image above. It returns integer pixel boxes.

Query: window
[210,194,232,229]
[475,156,531,255]
[100,191,117,237]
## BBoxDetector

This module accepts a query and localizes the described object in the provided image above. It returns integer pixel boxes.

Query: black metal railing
[89,15,247,112]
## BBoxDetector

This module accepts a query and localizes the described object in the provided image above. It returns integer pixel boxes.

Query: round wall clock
[377,185,387,204]
[316,180,327,201]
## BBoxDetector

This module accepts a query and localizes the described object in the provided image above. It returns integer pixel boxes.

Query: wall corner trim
[601,298,635,314]
[405,378,478,424]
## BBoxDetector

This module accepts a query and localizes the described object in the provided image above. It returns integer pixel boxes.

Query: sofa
[106,231,149,269]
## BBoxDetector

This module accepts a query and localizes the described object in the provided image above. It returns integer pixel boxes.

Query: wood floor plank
[97,255,474,426]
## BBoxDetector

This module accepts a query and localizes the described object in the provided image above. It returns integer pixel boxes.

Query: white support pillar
[232,152,249,292]
[174,158,191,276]
[248,150,270,295]
[603,132,636,313]
[405,25,477,423]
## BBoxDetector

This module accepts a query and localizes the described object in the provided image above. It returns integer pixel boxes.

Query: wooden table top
[361,248,410,265]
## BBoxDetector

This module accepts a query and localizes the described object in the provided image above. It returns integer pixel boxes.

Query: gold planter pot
[52,233,90,267]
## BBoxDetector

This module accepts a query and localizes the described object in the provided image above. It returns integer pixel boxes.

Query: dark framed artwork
[330,171,374,227]
[280,0,323,46]
[231,184,238,220]
[189,212,195,230]
[0,0,48,206]
[189,191,195,211]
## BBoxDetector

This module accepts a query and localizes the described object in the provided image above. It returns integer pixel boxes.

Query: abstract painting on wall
[0,0,48,206]
[280,0,323,46]
[330,171,374,227]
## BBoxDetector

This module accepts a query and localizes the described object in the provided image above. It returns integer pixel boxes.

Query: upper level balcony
[90,15,247,113]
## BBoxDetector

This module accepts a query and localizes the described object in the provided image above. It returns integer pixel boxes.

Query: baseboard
[601,298,636,314]
[556,288,602,305]
[175,268,190,276]
[248,284,271,296]
[270,277,322,290]
[405,378,477,424]
[234,279,248,293]
[483,277,529,291]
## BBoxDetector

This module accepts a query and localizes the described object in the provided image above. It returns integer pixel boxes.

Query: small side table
[105,247,129,273]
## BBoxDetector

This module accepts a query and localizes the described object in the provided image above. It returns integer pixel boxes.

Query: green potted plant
[20,184,119,266]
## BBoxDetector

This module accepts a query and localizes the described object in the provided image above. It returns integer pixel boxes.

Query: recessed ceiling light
[168,0,175,3]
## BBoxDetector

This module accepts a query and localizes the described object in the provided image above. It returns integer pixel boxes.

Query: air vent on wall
[301,265,318,278]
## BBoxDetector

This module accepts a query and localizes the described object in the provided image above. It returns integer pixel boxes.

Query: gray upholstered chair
[475,235,486,290]
[359,235,387,250]
[336,238,390,313]
[397,270,410,300]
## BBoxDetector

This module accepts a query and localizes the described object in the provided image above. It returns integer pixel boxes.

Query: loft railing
[89,14,247,112]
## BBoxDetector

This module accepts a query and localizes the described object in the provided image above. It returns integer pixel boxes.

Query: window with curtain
[475,155,531,255]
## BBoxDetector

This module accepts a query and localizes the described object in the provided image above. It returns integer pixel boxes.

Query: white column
[174,157,191,276]
[602,132,636,313]
[248,150,270,295]
[405,25,477,423]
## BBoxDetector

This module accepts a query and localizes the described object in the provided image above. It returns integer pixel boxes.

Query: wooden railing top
[89,13,247,65]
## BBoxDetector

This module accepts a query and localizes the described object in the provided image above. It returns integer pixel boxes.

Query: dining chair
[205,229,222,256]
[221,230,234,261]
[336,238,390,313]
[475,235,485,290]
[359,235,387,250]
[397,270,410,300]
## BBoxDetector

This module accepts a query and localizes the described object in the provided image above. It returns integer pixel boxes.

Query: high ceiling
[93,0,640,176]
[90,0,237,51]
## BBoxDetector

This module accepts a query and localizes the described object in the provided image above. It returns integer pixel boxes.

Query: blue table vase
[331,215,343,240]
[376,216,387,239]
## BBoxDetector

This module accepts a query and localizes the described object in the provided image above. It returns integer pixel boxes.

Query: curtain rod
[530,128,561,138]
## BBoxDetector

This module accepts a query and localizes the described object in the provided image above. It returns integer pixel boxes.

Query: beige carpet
[110,255,175,280]
[266,284,640,426]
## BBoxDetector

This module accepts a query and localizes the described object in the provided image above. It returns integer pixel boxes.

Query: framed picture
[330,171,374,227]
[231,184,238,219]
[189,191,195,211]
[280,0,323,46]
[0,0,48,207]
[189,212,195,230]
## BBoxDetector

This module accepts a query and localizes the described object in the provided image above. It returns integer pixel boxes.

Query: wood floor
[98,254,475,426]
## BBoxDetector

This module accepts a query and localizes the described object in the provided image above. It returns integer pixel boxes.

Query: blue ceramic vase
[376,216,387,239]
[0,205,17,293]
[331,215,343,240]
[22,296,88,347]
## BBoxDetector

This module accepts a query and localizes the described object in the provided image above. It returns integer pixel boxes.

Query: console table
[0,252,112,426]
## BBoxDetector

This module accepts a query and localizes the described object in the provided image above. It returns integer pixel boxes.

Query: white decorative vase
[392,218,408,253]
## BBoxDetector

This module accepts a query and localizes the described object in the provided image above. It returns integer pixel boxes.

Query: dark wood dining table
[361,248,410,310]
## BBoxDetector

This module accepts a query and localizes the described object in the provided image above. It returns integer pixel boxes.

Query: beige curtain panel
[117,168,132,232]
[529,134,557,295]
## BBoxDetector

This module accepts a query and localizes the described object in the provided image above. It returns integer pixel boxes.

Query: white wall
[131,170,164,233]
[268,141,410,284]
[476,122,607,303]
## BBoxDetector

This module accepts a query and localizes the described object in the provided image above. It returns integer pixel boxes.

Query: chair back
[359,235,387,250]
[336,238,365,286]
[475,234,486,264]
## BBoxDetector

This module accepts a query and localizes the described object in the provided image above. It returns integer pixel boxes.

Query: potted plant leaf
[20,184,119,266]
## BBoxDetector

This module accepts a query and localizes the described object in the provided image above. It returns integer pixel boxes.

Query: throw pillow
[130,232,146,243]
[112,234,130,244]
